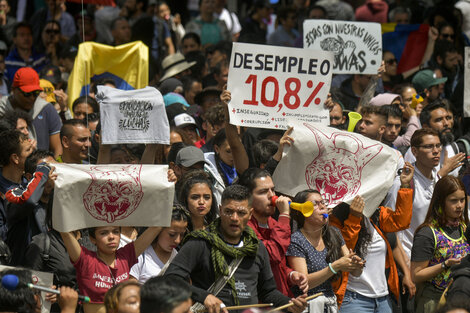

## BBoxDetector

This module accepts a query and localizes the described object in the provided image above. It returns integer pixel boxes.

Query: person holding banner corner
[60,226,162,313]
[330,162,414,312]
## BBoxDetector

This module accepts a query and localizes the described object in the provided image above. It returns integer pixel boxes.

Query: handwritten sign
[227,42,333,130]
[96,86,170,144]
[465,47,470,118]
[303,20,382,74]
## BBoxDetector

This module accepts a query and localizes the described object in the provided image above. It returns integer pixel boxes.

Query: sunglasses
[385,58,398,65]
[20,90,41,98]
[441,33,455,40]
[45,29,60,35]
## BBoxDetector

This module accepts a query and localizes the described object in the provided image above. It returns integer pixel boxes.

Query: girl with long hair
[411,176,470,313]
[287,189,364,312]
[130,205,188,283]
[178,170,218,231]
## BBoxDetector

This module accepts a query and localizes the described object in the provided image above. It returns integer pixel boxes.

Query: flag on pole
[67,41,148,110]
[52,164,174,232]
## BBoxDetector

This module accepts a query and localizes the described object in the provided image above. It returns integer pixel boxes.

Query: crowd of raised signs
[1,0,470,313]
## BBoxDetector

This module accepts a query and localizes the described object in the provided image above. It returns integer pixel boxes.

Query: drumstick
[268,292,323,312]
[197,303,273,312]
[226,303,274,310]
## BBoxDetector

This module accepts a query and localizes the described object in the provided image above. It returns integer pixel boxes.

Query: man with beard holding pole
[403,100,465,177]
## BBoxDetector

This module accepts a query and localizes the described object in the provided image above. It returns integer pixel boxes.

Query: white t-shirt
[215,8,241,35]
[130,245,177,284]
[384,166,438,258]
[404,144,460,177]
[347,218,388,297]
[118,234,134,249]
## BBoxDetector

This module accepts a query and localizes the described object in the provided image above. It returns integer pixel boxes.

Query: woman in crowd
[178,170,218,231]
[130,205,188,283]
[60,226,162,313]
[72,96,100,120]
[104,280,140,313]
[329,162,414,312]
[411,176,470,313]
[287,189,364,312]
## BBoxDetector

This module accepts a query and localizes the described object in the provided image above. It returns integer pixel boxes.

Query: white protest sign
[272,122,399,217]
[227,42,333,130]
[0,265,54,313]
[52,164,174,232]
[465,47,470,117]
[303,20,382,74]
[96,86,170,144]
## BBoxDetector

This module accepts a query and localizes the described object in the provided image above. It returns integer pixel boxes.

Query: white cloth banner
[52,164,174,232]
[227,42,333,130]
[464,47,470,117]
[0,265,54,313]
[303,20,382,74]
[273,123,399,217]
[96,86,170,144]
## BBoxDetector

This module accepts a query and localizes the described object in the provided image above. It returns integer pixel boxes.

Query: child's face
[91,226,121,254]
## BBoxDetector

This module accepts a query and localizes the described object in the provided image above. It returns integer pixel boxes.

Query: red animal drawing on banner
[83,165,144,223]
[304,124,382,205]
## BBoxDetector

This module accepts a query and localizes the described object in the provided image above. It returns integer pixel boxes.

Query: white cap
[174,113,197,127]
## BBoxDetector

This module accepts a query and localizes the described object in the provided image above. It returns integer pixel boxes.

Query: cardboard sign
[303,20,382,74]
[0,265,54,313]
[52,164,174,232]
[227,42,333,130]
[96,86,170,144]
[465,47,470,117]
[272,122,399,217]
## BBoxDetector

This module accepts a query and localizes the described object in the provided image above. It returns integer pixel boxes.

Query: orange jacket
[329,188,413,306]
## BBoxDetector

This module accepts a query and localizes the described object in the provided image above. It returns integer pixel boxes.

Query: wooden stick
[197,303,273,313]
[226,303,274,310]
[268,292,323,312]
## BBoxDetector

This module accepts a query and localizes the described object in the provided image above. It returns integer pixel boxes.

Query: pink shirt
[73,243,137,303]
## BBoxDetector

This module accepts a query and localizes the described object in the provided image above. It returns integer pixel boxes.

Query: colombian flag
[67,41,149,109]
[382,24,430,74]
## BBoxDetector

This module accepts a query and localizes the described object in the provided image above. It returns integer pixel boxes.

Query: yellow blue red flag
[67,41,149,109]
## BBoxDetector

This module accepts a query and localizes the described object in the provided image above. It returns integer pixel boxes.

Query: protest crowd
[1,0,470,313]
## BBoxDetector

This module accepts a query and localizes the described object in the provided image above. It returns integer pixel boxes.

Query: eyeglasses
[385,58,398,65]
[45,29,60,35]
[20,90,41,98]
[441,33,455,40]
[221,207,249,218]
[312,200,328,207]
[418,143,442,150]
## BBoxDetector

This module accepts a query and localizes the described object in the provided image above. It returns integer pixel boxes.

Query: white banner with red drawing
[272,123,399,217]
[303,20,382,74]
[52,164,174,232]
[227,42,333,130]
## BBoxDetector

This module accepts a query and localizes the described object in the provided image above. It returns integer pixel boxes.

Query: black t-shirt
[411,226,461,262]
[165,238,290,307]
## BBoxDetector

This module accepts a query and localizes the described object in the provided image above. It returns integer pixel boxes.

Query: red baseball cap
[12,67,43,93]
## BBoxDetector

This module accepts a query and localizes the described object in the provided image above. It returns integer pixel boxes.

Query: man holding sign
[227,42,333,130]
